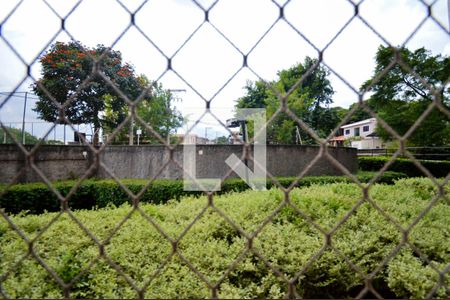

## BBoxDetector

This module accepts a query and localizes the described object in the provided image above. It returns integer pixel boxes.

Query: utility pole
[238,120,249,184]
[21,92,28,145]
[241,121,248,144]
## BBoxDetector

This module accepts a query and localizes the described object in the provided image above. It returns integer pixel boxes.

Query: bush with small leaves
[0,178,447,298]
[0,171,406,214]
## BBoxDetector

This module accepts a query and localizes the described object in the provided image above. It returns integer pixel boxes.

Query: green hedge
[358,156,450,177]
[0,172,407,215]
[0,178,448,298]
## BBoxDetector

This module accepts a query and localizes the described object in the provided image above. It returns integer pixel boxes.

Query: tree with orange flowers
[32,41,142,145]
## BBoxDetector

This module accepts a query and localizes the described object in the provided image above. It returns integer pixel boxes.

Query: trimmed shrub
[0,171,406,215]
[358,156,450,178]
[0,178,447,298]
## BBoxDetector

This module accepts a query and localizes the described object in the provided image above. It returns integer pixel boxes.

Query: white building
[331,118,384,149]
[175,134,209,144]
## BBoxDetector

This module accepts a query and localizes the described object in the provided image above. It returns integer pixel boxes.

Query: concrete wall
[0,144,357,183]
[0,145,94,183]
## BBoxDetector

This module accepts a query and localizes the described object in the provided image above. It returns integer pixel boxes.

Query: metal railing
[357,147,450,160]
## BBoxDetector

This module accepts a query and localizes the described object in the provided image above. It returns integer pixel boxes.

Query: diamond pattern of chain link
[0,0,449,298]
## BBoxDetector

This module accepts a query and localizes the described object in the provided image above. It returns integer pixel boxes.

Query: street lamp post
[205,127,212,143]
[226,118,249,182]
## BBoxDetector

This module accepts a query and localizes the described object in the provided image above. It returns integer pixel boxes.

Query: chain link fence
[0,0,449,298]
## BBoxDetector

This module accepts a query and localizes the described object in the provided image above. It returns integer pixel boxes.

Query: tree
[215,136,229,144]
[102,77,183,144]
[236,80,268,109]
[236,57,337,144]
[32,41,142,145]
[362,45,450,146]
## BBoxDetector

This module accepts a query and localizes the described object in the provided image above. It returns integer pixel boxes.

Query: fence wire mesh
[0,0,449,299]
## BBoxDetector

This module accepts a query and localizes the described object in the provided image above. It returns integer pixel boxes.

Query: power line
[185,119,230,127]
[0,121,49,124]
[0,92,40,100]
[0,91,37,95]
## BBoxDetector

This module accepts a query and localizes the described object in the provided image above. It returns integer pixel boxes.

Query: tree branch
[402,76,430,100]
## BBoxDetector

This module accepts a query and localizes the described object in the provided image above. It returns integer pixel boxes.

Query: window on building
[354,127,360,136]
[345,129,350,135]
[363,125,370,132]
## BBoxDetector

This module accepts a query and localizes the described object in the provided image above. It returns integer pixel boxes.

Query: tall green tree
[345,101,373,124]
[32,41,142,145]
[103,77,183,144]
[362,45,450,146]
[236,80,269,109]
[236,57,337,144]
[215,136,229,144]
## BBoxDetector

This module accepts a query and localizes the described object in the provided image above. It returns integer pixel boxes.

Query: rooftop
[341,118,377,129]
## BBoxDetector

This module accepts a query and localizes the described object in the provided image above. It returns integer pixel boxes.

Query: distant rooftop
[341,118,376,129]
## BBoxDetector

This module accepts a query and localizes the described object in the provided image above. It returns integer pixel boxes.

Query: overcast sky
[0,0,449,140]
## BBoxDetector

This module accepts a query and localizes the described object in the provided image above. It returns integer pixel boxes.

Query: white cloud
[1,0,60,64]
[284,0,355,50]
[135,0,204,57]
[64,0,130,47]
[209,0,279,53]
[247,20,317,80]
[359,0,428,46]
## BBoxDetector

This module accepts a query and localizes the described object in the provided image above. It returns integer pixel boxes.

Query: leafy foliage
[31,41,143,144]
[31,42,182,145]
[236,57,340,144]
[215,136,229,144]
[236,80,268,109]
[362,46,450,146]
[0,178,448,298]
[102,78,183,144]
[0,172,407,215]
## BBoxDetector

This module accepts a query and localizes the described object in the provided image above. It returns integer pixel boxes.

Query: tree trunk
[93,124,100,146]
[129,115,134,145]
